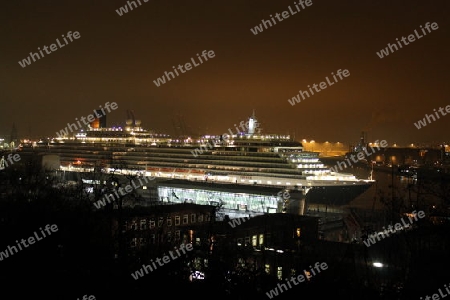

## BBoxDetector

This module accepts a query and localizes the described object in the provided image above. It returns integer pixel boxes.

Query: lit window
[259,234,264,245]
[304,270,311,281]
[252,235,257,246]
[296,228,301,237]
[189,230,194,243]
[277,267,283,280]
[265,264,270,274]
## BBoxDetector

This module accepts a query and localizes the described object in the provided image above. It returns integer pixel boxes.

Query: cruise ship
[19,112,374,217]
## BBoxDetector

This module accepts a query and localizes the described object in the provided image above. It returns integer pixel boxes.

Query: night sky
[1,0,449,145]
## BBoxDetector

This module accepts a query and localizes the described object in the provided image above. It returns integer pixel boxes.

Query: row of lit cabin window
[124,214,211,230]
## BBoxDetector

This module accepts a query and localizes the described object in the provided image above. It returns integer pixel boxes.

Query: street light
[373,262,383,268]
